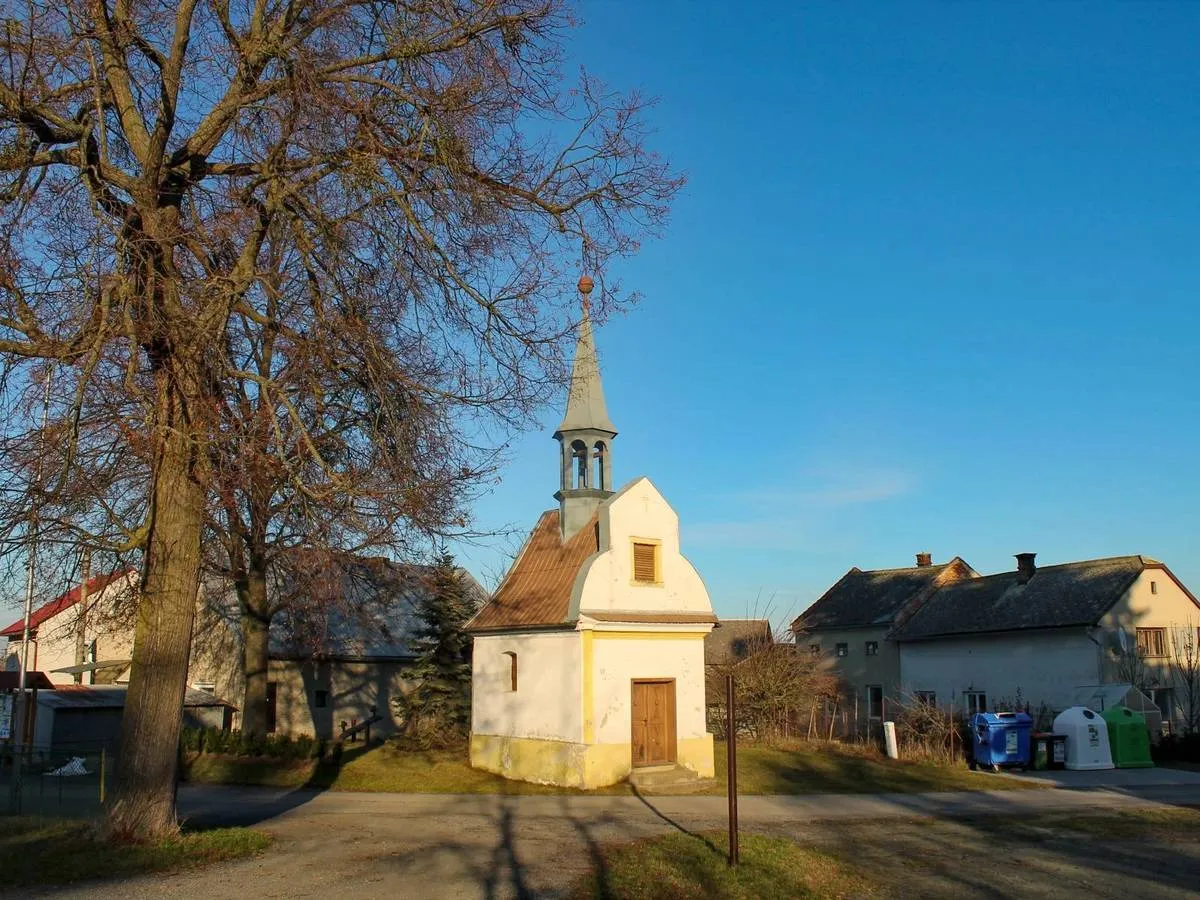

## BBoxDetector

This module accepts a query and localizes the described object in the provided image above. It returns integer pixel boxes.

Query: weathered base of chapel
[469,732,715,790]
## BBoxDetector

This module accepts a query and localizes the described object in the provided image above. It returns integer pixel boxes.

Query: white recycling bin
[1051,706,1114,770]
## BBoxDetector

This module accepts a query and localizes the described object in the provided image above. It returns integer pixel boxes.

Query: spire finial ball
[577,275,594,295]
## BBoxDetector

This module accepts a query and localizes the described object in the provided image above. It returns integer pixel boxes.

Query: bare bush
[711,634,839,744]
[892,694,961,764]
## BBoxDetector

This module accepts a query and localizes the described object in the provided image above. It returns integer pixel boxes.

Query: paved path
[15,782,1200,900]
[175,781,1200,831]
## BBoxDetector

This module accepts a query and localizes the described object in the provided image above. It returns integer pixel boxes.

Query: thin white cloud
[731,469,915,509]
[684,468,915,550]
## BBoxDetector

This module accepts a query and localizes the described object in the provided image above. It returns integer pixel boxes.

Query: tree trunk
[106,371,206,841]
[239,560,271,737]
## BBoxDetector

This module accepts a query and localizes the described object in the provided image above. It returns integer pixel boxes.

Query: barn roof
[704,619,772,666]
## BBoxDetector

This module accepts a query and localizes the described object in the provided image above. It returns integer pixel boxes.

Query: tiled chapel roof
[466,510,600,632]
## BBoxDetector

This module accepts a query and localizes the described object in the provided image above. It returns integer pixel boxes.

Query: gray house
[893,553,1200,731]
[790,554,977,721]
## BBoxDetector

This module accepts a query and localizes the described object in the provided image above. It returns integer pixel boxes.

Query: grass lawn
[570,831,876,899]
[182,738,1039,795]
[0,817,270,888]
[569,808,1200,899]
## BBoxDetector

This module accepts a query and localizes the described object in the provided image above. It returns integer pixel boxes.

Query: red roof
[0,570,135,638]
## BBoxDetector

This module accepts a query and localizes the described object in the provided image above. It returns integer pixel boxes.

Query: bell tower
[553,275,617,540]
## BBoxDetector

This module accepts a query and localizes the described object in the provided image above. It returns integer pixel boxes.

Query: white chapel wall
[471,630,581,743]
[591,635,709,744]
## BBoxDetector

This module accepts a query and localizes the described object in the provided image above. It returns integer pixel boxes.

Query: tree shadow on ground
[176,743,379,829]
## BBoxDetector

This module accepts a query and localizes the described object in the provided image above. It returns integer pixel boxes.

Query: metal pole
[10,367,52,810]
[725,673,739,866]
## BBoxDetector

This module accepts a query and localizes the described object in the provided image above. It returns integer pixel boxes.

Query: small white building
[467,277,716,789]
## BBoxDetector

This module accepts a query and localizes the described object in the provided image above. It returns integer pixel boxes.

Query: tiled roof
[0,571,135,638]
[892,555,1160,640]
[704,619,772,666]
[792,561,973,632]
[467,509,599,632]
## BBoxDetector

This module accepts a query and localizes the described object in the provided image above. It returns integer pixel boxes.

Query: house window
[809,643,820,657]
[1137,627,1166,658]
[965,691,987,715]
[835,642,848,658]
[867,685,883,720]
[503,651,518,691]
[865,641,879,656]
[1150,687,1174,719]
[1151,580,1158,595]
[314,690,328,709]
[915,691,936,705]
[632,541,659,584]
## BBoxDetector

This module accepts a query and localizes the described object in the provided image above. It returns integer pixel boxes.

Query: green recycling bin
[1101,706,1154,768]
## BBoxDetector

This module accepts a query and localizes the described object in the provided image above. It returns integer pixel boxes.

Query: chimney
[1015,552,1037,584]
[915,552,932,568]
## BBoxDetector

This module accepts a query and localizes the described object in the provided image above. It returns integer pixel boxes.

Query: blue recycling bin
[969,712,1033,771]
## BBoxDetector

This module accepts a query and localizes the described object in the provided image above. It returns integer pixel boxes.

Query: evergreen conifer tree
[400,552,475,740]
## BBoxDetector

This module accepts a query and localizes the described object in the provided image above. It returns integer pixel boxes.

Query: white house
[2,570,139,686]
[466,276,716,789]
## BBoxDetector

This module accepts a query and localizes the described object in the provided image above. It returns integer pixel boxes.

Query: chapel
[466,276,717,788]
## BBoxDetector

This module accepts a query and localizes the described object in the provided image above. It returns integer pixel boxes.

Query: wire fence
[0,741,114,818]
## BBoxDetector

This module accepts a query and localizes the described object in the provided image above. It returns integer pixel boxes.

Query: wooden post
[99,747,106,805]
[725,673,739,867]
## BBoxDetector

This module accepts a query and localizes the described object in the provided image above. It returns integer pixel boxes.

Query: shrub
[181,726,340,761]
[892,695,962,764]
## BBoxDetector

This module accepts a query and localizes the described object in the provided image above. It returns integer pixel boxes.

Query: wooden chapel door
[631,679,677,767]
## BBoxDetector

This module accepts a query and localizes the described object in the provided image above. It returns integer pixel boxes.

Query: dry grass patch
[0,816,270,887]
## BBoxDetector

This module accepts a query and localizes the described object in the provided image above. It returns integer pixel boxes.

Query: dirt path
[13,786,1200,899]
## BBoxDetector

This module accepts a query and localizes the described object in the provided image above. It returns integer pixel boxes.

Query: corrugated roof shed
[891,556,1154,640]
[38,685,235,710]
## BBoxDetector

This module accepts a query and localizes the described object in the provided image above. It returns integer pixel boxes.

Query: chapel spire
[553,275,618,540]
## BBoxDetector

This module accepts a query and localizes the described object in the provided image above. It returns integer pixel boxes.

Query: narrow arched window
[503,651,517,692]
[570,440,588,489]
[593,441,607,491]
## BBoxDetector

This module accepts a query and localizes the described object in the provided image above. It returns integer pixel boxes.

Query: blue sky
[453,2,1200,630]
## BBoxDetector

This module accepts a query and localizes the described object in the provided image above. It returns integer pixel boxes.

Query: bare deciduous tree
[1169,622,1200,735]
[0,0,681,839]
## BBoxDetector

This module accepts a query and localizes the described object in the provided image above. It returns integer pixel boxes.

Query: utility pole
[9,366,52,811]
[726,672,739,866]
